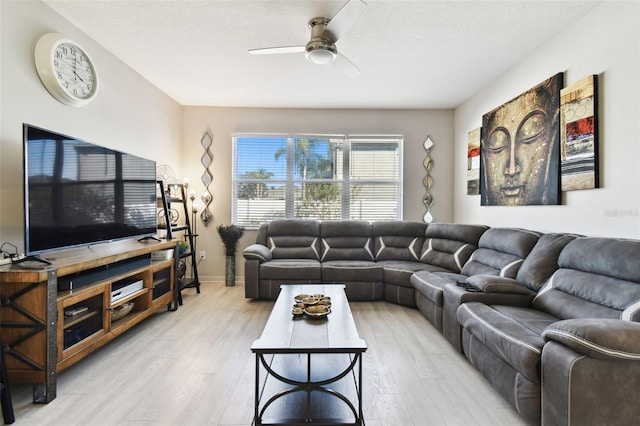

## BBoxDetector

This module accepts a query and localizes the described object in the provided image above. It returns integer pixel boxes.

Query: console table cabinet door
[57,283,109,363]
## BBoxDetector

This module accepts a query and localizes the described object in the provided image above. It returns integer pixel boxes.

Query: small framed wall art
[560,75,599,191]
[467,128,481,195]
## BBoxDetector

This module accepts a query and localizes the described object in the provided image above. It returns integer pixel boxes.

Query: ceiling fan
[248,0,367,78]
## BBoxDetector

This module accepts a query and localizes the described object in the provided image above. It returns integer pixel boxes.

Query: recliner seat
[411,227,540,332]
[442,232,579,352]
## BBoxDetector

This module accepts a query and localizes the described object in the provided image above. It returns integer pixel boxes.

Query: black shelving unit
[157,181,201,306]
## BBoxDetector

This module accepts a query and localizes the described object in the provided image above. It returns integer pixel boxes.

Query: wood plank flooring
[7,282,527,425]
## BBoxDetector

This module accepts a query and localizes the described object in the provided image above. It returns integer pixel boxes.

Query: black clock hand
[74,70,85,82]
[71,56,87,83]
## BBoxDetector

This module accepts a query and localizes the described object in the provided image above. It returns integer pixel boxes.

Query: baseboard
[194,275,245,284]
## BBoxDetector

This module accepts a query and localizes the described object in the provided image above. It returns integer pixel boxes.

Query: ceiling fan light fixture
[305,17,337,64]
[305,43,337,64]
[248,1,366,75]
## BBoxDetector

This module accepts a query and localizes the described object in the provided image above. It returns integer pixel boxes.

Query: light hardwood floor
[8,282,527,425]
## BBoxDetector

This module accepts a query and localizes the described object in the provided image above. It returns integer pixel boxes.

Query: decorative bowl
[304,304,330,318]
[301,296,319,306]
[292,306,304,316]
[111,301,134,322]
[294,294,311,303]
[317,297,332,306]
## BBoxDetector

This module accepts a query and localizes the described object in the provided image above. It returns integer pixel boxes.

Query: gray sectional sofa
[243,219,640,425]
[243,219,489,302]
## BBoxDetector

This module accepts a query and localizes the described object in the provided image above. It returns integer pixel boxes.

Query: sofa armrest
[442,282,534,353]
[542,318,640,361]
[542,322,640,425]
[465,274,533,295]
[243,244,272,263]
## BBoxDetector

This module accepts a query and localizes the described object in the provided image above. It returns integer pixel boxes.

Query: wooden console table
[0,239,177,404]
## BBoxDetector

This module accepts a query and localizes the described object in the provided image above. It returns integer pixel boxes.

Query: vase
[225,255,236,286]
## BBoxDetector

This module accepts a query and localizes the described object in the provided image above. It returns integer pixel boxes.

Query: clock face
[35,33,99,107]
[53,42,97,100]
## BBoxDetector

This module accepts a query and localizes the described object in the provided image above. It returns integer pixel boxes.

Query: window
[233,134,403,227]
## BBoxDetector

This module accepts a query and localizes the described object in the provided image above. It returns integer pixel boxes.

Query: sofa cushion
[457,302,558,383]
[533,237,640,321]
[320,220,374,261]
[558,237,640,281]
[420,223,489,272]
[372,220,426,262]
[266,219,321,260]
[378,260,448,288]
[460,228,540,277]
[254,223,269,246]
[259,259,322,280]
[321,260,383,282]
[515,232,579,292]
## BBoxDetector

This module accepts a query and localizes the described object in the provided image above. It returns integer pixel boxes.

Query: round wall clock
[34,33,99,107]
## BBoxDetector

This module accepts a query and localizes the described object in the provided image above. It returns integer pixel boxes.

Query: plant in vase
[217,224,245,286]
[178,240,189,254]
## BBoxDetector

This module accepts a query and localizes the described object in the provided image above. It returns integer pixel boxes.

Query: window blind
[233,134,403,226]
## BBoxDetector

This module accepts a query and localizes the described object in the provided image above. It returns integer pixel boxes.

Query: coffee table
[251,284,367,425]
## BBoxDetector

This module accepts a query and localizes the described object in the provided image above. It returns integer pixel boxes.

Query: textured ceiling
[44,0,601,109]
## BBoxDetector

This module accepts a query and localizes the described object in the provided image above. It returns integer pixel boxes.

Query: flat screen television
[23,124,158,256]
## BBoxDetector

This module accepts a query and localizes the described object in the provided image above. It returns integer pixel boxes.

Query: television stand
[11,255,52,265]
[0,239,177,404]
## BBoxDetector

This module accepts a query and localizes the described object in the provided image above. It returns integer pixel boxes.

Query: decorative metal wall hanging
[200,132,214,225]
[156,164,175,188]
[156,164,181,234]
[422,136,434,223]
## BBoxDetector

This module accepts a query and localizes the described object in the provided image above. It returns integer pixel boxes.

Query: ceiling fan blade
[248,46,305,55]
[334,52,361,78]
[324,0,367,42]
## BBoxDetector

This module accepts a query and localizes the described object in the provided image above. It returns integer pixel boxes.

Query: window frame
[232,133,403,227]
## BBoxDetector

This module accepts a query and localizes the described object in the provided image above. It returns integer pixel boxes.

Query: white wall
[6,0,636,283]
[0,1,454,282]
[0,1,182,249]
[180,107,454,280]
[453,1,640,238]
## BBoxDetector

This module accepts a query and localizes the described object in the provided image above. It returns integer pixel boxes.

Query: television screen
[24,124,157,255]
